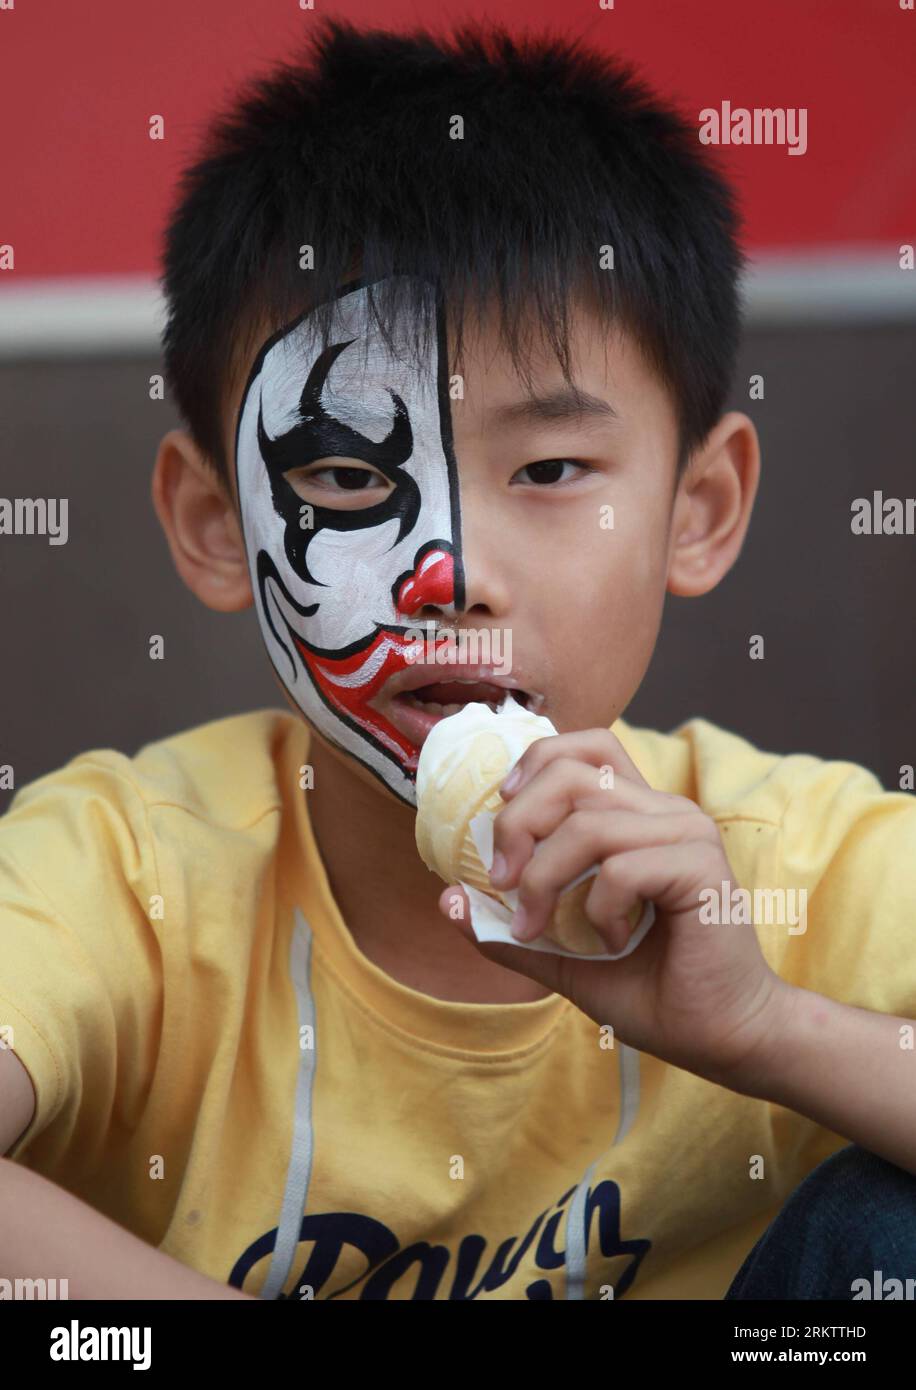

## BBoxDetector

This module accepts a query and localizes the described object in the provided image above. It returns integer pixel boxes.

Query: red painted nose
[395,548,455,617]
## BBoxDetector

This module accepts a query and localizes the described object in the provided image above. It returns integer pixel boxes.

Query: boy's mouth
[377,673,543,748]
[290,622,543,770]
[398,679,534,715]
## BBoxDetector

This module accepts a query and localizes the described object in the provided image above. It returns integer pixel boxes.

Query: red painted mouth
[286,541,536,773]
[291,629,448,773]
[292,633,535,772]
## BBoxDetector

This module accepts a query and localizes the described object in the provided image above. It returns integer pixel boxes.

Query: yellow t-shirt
[1,708,915,1300]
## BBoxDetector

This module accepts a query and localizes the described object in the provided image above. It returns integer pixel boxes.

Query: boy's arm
[0,1156,256,1299]
[0,1052,254,1300]
[735,984,916,1178]
[0,1045,36,1156]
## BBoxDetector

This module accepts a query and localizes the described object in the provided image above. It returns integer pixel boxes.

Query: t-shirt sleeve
[775,758,916,1023]
[729,757,916,1187]
[0,755,162,1172]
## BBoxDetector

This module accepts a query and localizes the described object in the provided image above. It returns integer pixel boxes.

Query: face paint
[234,276,465,807]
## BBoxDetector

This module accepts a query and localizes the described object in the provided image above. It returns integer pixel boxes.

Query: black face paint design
[235,275,465,805]
[256,339,420,587]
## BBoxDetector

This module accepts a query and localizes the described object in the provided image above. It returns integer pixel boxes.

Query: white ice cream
[413,691,659,963]
[415,692,557,804]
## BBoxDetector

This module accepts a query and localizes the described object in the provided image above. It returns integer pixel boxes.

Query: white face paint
[234,276,465,806]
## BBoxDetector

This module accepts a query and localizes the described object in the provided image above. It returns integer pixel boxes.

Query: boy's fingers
[492,761,673,890]
[512,808,700,940]
[439,883,469,914]
[500,728,647,799]
[438,885,481,944]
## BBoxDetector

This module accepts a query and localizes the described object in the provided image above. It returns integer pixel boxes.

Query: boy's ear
[666,411,760,598]
[151,428,253,613]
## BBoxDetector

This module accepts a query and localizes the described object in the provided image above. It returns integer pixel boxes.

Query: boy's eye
[511,459,590,486]
[284,460,391,505]
[283,456,591,504]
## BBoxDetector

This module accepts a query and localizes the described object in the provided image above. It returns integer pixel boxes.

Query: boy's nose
[395,547,456,618]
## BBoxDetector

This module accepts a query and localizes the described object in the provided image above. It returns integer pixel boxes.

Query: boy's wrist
[716,978,807,1101]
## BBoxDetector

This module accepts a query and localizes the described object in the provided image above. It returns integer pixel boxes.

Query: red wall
[1,0,914,279]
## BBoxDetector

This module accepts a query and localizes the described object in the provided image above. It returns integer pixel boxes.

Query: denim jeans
[725,1144,916,1299]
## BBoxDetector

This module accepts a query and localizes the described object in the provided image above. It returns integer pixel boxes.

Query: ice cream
[415,694,644,955]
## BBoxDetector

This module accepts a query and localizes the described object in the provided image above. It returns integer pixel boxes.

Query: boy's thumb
[436,884,568,996]
[437,884,475,940]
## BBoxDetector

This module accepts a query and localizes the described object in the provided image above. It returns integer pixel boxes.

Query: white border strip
[0,276,166,356]
[744,247,915,324]
[0,250,913,357]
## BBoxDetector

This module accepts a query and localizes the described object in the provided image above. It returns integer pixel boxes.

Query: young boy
[2,18,915,1303]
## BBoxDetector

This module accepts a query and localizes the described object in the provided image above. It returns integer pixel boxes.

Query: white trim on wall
[0,249,913,357]
[744,247,915,324]
[0,276,166,356]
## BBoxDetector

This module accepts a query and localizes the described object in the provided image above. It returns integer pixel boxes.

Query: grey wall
[1,321,914,812]
[629,321,916,790]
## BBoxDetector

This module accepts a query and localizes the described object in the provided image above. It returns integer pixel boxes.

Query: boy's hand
[437,728,794,1096]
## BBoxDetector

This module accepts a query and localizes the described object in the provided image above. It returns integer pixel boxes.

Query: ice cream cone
[415,695,645,956]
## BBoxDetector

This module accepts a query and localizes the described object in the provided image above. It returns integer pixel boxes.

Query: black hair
[159,16,746,490]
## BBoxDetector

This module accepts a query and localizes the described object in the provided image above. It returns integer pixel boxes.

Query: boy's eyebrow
[487,386,621,430]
